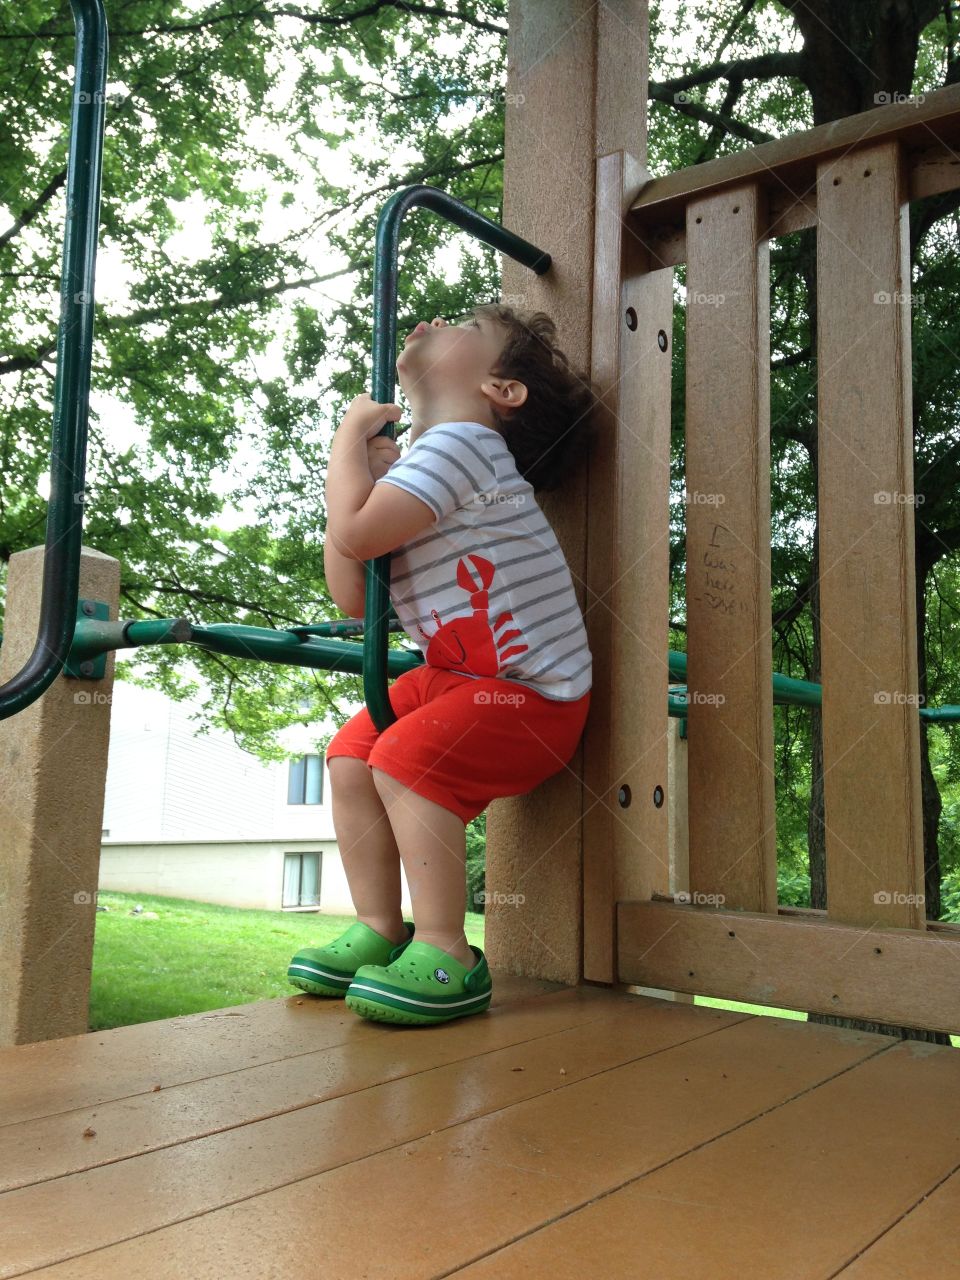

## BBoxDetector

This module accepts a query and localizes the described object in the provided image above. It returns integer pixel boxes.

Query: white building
[98,679,415,916]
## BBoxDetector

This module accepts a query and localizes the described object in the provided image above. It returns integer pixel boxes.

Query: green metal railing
[0,0,107,720]
[63,615,425,681]
[666,651,960,722]
[0,1,551,727]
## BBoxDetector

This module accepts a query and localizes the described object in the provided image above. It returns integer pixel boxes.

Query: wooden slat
[618,900,960,1033]
[633,137,960,268]
[0,996,752,1274]
[684,181,777,913]
[836,1163,960,1277]
[0,973,564,1129]
[910,137,960,200]
[816,139,925,929]
[584,150,672,983]
[0,984,637,1194]
[9,1009,886,1277]
[453,1033,960,1280]
[631,81,960,232]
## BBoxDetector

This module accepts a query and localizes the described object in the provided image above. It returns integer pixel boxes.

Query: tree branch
[649,50,807,101]
[712,0,760,62]
[650,89,775,145]
[101,261,364,330]
[0,170,67,250]
[0,1,508,42]
[772,346,813,370]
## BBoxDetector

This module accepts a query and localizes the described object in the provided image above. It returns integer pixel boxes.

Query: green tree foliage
[0,0,509,757]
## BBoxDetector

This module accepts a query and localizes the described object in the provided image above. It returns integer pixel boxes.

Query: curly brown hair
[470,301,601,492]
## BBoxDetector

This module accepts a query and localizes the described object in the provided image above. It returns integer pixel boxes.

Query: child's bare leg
[327,757,409,945]
[369,766,474,970]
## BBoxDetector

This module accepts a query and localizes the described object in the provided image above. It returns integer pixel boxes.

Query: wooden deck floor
[2,972,960,1278]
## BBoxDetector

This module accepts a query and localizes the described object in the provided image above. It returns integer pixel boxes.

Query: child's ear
[482,377,527,414]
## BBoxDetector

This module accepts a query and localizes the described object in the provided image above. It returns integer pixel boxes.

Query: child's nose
[431,316,447,327]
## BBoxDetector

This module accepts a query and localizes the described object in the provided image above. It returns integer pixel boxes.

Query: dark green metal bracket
[63,599,111,678]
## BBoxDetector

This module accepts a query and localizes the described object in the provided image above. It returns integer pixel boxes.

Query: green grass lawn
[89,891,959,1048]
[89,890,486,1031]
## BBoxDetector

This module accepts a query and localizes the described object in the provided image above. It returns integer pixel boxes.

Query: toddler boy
[288,303,598,1025]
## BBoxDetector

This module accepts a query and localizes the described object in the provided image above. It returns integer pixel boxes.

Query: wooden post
[0,545,120,1046]
[816,140,925,930]
[684,181,777,914]
[584,156,673,984]
[488,0,650,984]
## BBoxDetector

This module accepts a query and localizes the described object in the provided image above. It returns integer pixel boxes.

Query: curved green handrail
[0,0,107,722]
[363,186,551,730]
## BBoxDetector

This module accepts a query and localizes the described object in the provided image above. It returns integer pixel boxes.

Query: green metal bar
[67,616,425,680]
[0,0,108,722]
[667,650,957,721]
[667,650,821,708]
[364,186,551,731]
[57,619,960,722]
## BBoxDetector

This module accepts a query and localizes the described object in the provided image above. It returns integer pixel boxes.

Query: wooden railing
[585,83,960,1034]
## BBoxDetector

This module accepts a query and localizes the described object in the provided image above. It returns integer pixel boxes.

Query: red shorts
[324,664,591,825]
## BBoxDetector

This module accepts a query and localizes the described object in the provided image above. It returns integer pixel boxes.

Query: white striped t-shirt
[373,420,592,702]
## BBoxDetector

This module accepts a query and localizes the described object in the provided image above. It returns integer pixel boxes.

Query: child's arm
[321,534,367,618]
[325,393,437,561]
[323,399,422,614]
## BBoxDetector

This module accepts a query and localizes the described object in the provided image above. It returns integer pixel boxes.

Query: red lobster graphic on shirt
[416,553,528,677]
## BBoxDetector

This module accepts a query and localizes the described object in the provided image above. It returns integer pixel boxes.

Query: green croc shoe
[344,940,492,1025]
[287,920,415,997]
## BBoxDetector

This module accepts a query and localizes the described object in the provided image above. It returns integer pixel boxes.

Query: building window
[283,852,321,908]
[287,752,324,804]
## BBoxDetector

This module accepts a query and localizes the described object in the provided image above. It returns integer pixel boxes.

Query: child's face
[395,312,506,402]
